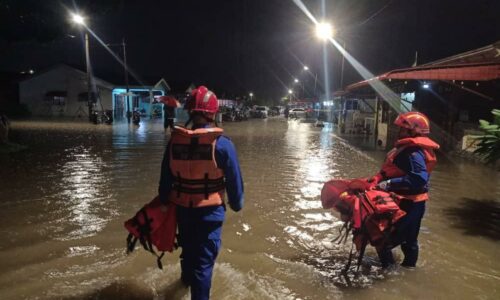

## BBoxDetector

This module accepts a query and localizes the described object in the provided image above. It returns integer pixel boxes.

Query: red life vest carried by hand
[124,196,177,269]
[373,136,440,202]
[168,126,226,208]
[321,179,406,251]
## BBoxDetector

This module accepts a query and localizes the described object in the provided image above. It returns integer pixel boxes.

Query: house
[340,41,500,150]
[112,78,169,120]
[19,64,115,118]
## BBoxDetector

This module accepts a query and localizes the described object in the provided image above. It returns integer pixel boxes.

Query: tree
[474,109,500,165]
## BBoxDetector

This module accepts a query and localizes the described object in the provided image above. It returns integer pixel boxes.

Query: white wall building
[19,64,114,118]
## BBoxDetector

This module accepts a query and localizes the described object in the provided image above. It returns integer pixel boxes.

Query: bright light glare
[72,14,85,25]
[304,66,309,70]
[288,89,293,94]
[294,78,299,83]
[316,22,333,40]
[249,92,254,97]
[422,83,430,89]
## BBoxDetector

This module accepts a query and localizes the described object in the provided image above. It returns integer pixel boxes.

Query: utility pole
[123,38,131,123]
[314,73,318,98]
[340,40,346,89]
[85,32,93,122]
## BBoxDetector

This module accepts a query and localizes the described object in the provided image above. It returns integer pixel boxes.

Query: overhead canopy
[346,62,500,91]
[345,40,500,92]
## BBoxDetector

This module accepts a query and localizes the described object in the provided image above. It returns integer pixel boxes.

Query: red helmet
[185,86,218,119]
[394,111,430,134]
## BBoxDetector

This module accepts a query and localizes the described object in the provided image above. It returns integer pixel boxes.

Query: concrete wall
[19,65,112,118]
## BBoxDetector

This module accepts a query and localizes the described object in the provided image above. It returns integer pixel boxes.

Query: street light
[288,89,293,94]
[294,78,299,83]
[302,64,318,97]
[71,13,93,122]
[315,22,334,40]
[72,14,85,25]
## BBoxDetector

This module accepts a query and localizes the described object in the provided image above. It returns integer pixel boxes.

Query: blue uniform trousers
[377,200,426,268]
[177,215,222,300]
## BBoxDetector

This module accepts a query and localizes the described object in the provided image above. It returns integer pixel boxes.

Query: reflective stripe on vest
[168,126,225,208]
[379,136,439,202]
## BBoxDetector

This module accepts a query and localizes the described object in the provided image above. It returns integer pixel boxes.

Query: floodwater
[0,118,499,300]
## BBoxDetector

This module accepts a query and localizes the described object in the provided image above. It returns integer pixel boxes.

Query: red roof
[346,62,500,91]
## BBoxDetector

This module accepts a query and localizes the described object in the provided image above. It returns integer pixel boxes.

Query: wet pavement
[0,118,499,299]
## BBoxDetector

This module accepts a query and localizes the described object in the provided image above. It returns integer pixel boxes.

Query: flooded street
[0,118,499,299]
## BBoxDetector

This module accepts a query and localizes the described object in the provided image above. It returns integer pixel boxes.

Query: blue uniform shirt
[158,131,244,222]
[388,146,430,195]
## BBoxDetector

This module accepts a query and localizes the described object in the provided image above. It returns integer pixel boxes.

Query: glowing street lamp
[303,66,309,71]
[294,78,299,83]
[71,13,95,122]
[72,14,85,25]
[315,22,334,40]
[288,89,293,94]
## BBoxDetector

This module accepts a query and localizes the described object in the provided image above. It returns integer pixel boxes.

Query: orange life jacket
[378,136,440,202]
[321,178,406,271]
[168,126,226,208]
[322,179,405,249]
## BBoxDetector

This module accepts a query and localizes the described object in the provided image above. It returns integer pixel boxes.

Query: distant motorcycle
[222,111,236,122]
[132,111,141,125]
[104,110,113,125]
[234,109,248,121]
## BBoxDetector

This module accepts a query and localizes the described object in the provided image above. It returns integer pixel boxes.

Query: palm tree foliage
[474,109,500,164]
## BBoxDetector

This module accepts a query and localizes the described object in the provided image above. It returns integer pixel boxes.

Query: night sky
[1,0,499,101]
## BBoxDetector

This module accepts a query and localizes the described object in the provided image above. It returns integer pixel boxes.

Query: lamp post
[249,92,254,103]
[72,14,93,122]
[303,65,318,98]
[294,78,305,99]
[122,38,131,123]
[105,39,130,122]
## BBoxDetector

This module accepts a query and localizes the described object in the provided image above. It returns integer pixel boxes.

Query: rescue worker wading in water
[159,86,244,300]
[370,112,439,269]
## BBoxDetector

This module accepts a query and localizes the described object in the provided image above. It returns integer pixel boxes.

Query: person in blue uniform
[371,112,439,269]
[159,86,244,300]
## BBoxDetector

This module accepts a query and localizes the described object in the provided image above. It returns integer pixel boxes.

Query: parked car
[269,106,281,116]
[289,108,306,119]
[254,106,269,118]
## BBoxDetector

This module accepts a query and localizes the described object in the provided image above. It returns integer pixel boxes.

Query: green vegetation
[474,109,500,164]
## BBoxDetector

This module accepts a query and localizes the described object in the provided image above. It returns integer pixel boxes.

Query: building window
[45,91,67,106]
[52,96,66,106]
